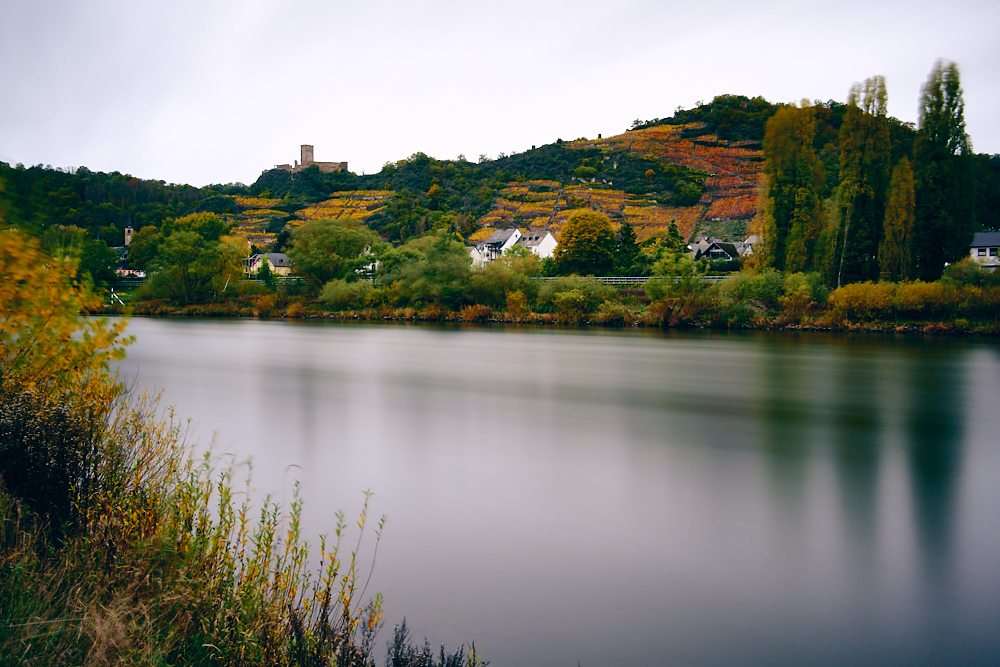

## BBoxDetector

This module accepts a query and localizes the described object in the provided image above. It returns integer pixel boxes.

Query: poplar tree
[762,102,824,272]
[879,158,916,281]
[834,76,892,286]
[912,60,975,281]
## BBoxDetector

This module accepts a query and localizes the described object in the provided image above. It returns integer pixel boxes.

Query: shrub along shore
[101,262,1000,336]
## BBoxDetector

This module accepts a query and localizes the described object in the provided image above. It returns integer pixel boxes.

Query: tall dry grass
[1,387,386,666]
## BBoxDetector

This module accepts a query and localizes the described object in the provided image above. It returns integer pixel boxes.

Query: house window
[978,248,987,256]
[991,248,998,256]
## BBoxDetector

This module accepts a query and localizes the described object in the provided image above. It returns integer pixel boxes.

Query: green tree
[287,217,382,290]
[912,60,976,280]
[39,224,120,284]
[761,102,825,272]
[143,231,244,304]
[553,210,616,275]
[468,245,541,308]
[382,230,472,309]
[160,210,231,242]
[256,254,275,288]
[833,76,892,286]
[879,158,916,281]
[614,221,641,275]
[79,237,121,284]
[126,225,161,271]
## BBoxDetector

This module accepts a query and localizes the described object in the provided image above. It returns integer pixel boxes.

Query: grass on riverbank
[1,384,386,666]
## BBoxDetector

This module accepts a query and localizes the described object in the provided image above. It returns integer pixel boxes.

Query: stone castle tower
[301,144,315,165]
[274,145,347,174]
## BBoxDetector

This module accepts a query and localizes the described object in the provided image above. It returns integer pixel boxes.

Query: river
[113,318,1000,666]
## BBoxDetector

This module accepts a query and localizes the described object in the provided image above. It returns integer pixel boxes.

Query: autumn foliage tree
[554,209,616,275]
[0,229,130,399]
[139,213,247,304]
[879,158,916,281]
[1,229,131,528]
[761,102,825,272]
[833,76,892,286]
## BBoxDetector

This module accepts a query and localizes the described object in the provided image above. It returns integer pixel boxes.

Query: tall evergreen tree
[879,158,916,281]
[834,76,892,286]
[912,60,975,281]
[761,102,824,272]
[614,220,640,276]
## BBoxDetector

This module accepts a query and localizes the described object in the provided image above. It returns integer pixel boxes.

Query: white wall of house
[469,245,488,268]
[520,232,557,259]
[970,246,1000,268]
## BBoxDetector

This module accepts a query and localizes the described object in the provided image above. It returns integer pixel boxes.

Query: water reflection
[112,321,1000,666]
[831,342,882,581]
[904,347,964,587]
[758,336,812,552]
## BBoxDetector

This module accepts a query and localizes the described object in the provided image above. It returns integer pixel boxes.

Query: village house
[469,228,522,267]
[515,231,558,259]
[690,237,740,262]
[469,228,558,267]
[246,252,294,276]
[970,230,1000,270]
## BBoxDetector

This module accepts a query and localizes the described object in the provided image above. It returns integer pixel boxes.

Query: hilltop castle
[274,145,347,174]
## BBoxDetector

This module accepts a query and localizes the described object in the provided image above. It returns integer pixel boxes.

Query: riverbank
[94,298,1000,336]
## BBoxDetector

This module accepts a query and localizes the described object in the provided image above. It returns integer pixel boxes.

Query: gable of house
[696,241,739,261]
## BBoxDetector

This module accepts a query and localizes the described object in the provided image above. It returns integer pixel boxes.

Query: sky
[2,0,998,188]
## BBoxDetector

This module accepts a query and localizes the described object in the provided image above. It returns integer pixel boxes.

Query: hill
[242,96,780,248]
[3,94,999,256]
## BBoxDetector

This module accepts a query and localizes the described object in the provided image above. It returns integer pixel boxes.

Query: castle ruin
[274,145,348,174]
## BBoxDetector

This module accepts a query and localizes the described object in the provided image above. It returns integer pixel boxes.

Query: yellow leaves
[1,230,131,399]
[296,191,393,222]
[234,196,282,209]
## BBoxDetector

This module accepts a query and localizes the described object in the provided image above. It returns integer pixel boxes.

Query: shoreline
[92,303,1000,337]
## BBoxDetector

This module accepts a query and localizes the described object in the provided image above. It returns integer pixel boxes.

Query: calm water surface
[113,319,1000,666]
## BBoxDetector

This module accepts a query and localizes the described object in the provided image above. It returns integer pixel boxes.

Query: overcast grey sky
[2,0,997,187]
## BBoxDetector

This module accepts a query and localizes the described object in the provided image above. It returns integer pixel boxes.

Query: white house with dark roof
[970,231,1000,270]
[469,228,522,267]
[515,231,558,259]
[690,238,740,261]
